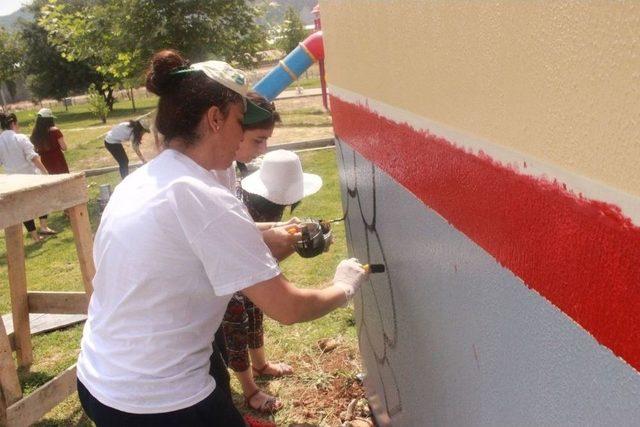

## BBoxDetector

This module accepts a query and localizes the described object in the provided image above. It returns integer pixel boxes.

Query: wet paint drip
[331,95,640,373]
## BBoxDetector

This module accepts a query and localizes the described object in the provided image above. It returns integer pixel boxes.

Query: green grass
[2,96,159,174]
[1,95,331,175]
[0,148,354,425]
[280,106,332,128]
[14,96,158,131]
[297,76,321,89]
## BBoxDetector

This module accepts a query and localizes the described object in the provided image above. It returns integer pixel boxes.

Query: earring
[214,125,220,131]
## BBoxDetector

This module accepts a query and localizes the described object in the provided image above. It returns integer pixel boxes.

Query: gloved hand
[332,258,369,304]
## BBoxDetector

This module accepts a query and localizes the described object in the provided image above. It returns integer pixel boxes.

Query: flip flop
[244,414,277,427]
[38,229,58,235]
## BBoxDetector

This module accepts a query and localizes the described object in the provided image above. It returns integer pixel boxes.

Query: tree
[277,6,307,54]
[0,29,21,109]
[19,19,104,101]
[39,0,267,110]
[38,0,120,110]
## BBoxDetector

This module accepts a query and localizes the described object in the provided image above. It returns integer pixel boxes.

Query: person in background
[30,108,69,175]
[0,112,56,241]
[76,49,368,426]
[104,120,149,178]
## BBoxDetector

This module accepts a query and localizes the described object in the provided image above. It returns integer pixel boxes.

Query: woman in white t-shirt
[76,49,369,426]
[0,112,56,241]
[104,120,148,178]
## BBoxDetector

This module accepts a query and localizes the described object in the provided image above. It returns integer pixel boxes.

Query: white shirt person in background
[104,119,149,179]
[0,112,56,241]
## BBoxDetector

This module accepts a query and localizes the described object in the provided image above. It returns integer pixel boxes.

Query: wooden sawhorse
[0,173,94,426]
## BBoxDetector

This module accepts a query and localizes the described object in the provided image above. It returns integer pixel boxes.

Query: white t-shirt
[0,130,39,174]
[211,163,237,192]
[104,122,133,144]
[77,149,280,414]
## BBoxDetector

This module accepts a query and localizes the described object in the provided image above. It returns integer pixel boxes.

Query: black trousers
[210,331,232,401]
[23,215,48,232]
[77,379,246,427]
[104,141,129,178]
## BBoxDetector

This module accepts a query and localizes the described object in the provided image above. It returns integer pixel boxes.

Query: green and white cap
[175,60,272,125]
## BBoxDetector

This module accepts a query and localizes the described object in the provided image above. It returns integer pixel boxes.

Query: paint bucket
[295,219,332,258]
[98,184,111,213]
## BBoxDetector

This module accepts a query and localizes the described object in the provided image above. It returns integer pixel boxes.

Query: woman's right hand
[262,224,302,261]
[332,258,369,303]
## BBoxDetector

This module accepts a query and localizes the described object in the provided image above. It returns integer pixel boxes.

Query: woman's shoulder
[49,127,63,136]
[14,132,33,144]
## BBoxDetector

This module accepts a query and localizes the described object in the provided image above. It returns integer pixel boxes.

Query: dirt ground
[240,339,372,427]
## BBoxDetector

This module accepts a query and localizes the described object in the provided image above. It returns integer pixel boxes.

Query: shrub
[87,83,109,123]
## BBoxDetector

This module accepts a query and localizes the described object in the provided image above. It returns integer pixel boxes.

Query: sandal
[38,228,58,235]
[245,389,282,414]
[252,362,293,378]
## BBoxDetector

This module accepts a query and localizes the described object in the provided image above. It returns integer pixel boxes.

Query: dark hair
[145,49,243,146]
[128,120,147,147]
[242,92,281,131]
[0,112,17,130]
[31,116,55,151]
[242,189,300,223]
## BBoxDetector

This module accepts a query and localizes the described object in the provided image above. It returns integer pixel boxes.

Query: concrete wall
[322,1,640,425]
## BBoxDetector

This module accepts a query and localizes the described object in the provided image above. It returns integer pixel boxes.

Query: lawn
[1,146,361,425]
[3,80,328,175]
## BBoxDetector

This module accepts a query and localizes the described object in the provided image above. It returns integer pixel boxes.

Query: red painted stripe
[331,95,640,371]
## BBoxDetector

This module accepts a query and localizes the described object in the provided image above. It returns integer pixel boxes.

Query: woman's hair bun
[145,49,189,96]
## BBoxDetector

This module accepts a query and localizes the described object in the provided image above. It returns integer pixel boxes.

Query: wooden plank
[27,292,88,315]
[0,173,88,229]
[0,173,83,196]
[2,314,87,352]
[4,225,32,368]
[0,319,22,409]
[6,365,77,427]
[68,204,95,297]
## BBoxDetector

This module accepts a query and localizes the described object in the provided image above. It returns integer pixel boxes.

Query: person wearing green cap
[75,49,369,426]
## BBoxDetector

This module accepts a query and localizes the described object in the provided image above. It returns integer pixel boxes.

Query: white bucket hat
[37,108,56,118]
[241,150,322,205]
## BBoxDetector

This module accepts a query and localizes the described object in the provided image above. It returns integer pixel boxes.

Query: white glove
[333,258,369,304]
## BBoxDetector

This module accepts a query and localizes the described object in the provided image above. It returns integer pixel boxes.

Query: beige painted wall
[321,1,640,197]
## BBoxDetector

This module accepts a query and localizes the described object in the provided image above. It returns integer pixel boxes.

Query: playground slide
[253,31,324,101]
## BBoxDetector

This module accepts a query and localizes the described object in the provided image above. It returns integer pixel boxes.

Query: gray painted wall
[336,139,640,426]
